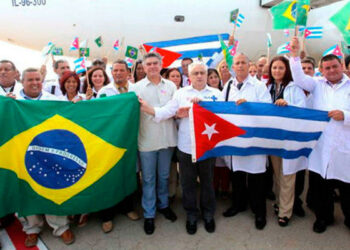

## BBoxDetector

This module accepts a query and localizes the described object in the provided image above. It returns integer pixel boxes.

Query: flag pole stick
[267,47,270,64]
[339,42,346,70]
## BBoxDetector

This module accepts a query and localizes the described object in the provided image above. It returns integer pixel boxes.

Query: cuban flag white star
[201,123,219,140]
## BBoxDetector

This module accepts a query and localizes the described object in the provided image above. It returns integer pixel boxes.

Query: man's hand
[328,110,344,121]
[275,98,288,106]
[236,99,247,105]
[6,92,16,99]
[139,97,155,116]
[191,97,202,103]
[176,107,190,118]
[290,36,300,58]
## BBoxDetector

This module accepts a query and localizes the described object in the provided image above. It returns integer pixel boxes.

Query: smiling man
[135,52,178,235]
[0,60,22,97]
[289,36,350,234]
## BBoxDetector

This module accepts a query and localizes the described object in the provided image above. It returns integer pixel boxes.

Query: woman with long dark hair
[267,56,306,227]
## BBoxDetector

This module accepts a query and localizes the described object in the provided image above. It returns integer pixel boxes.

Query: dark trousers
[177,150,216,223]
[264,157,274,197]
[231,171,266,218]
[310,172,350,225]
[294,170,305,208]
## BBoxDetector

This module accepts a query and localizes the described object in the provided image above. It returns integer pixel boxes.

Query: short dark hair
[22,68,40,81]
[182,57,193,63]
[83,66,110,93]
[0,60,16,71]
[267,56,293,86]
[54,60,68,70]
[301,58,315,69]
[320,54,341,67]
[59,71,81,95]
[112,60,129,70]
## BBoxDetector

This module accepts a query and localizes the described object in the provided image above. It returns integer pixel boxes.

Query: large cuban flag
[190,102,330,162]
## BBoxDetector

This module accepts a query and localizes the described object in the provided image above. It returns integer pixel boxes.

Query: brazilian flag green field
[0,93,139,217]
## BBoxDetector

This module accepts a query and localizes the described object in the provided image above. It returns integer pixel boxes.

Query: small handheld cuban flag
[125,58,134,68]
[74,57,86,74]
[277,42,291,54]
[323,44,343,58]
[300,26,323,39]
[228,40,239,56]
[70,37,79,51]
[113,40,120,51]
[235,13,245,28]
[283,29,290,37]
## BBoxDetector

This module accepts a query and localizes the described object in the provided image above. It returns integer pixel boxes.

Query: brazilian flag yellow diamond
[0,114,126,205]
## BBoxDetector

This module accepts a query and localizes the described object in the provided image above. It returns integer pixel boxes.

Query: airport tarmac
[36,192,350,250]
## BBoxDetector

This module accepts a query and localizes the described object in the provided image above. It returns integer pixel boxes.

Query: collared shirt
[136,77,177,152]
[154,85,222,154]
[182,75,190,87]
[222,75,271,103]
[0,81,23,96]
[97,81,135,97]
[17,90,58,101]
[290,56,350,183]
[221,75,271,174]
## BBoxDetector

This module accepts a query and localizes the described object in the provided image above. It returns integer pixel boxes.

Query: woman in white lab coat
[266,56,306,227]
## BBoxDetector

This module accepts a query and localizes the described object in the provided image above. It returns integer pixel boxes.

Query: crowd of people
[1,35,350,247]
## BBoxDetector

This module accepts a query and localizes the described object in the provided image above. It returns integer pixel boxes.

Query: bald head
[257,56,267,78]
[233,53,250,81]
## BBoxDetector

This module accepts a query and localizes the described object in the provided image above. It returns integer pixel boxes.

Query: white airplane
[0,0,347,72]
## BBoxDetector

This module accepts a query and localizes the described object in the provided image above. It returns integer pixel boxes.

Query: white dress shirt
[154,85,222,155]
[221,75,272,174]
[290,57,350,183]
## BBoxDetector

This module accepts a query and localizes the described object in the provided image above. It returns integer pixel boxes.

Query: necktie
[237,82,243,90]
[118,86,128,93]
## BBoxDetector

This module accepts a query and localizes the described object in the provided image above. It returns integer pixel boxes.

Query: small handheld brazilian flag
[125,46,138,59]
[0,93,139,216]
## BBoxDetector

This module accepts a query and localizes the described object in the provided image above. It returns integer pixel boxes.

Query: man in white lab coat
[221,53,272,230]
[289,36,350,234]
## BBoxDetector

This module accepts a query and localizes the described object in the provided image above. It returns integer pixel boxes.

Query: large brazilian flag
[0,93,139,217]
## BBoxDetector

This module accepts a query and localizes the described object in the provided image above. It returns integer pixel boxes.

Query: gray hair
[22,68,41,81]
[142,52,162,65]
[188,62,208,75]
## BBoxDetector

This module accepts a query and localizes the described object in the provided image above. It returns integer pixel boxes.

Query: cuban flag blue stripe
[238,127,322,142]
[178,48,222,59]
[200,102,330,122]
[145,34,230,48]
[198,146,312,161]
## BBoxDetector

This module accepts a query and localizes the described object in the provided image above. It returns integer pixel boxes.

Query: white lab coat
[277,82,307,175]
[221,75,272,174]
[97,81,136,97]
[0,81,23,96]
[290,57,350,183]
[17,90,59,101]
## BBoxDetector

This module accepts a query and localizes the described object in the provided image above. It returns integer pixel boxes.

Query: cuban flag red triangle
[191,103,246,161]
[304,29,311,38]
